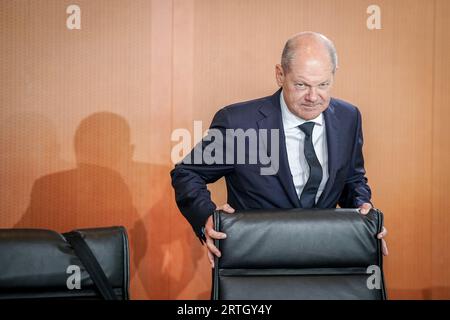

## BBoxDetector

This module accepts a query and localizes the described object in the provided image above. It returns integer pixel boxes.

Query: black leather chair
[213,208,387,300]
[0,226,129,299]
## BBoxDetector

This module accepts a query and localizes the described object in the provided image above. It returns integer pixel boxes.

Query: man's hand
[205,204,235,268]
[359,203,389,256]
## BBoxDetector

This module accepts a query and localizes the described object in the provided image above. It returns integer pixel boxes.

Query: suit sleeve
[338,108,372,208]
[170,108,234,242]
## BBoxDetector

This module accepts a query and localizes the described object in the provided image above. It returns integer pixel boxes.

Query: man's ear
[275,64,284,87]
[333,65,339,76]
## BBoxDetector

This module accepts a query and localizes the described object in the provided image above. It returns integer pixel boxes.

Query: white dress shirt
[280,91,329,204]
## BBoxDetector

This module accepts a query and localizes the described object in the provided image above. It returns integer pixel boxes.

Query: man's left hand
[359,203,389,256]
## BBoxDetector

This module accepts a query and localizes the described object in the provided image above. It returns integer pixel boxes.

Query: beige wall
[1,0,449,299]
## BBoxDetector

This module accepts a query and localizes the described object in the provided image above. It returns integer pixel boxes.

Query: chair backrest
[0,226,129,299]
[213,208,386,300]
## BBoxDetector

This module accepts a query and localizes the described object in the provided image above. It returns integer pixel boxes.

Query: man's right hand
[205,203,235,268]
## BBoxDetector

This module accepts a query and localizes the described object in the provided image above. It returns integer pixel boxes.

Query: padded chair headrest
[0,226,129,299]
[213,208,386,300]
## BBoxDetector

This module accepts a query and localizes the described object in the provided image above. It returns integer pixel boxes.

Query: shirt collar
[280,90,324,129]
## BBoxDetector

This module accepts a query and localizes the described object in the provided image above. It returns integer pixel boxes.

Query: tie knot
[299,122,315,137]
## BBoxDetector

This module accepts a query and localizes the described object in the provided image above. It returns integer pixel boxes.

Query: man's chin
[296,108,321,120]
[296,103,330,120]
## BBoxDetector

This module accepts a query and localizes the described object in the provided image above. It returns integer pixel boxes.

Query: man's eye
[296,83,306,88]
[319,83,329,88]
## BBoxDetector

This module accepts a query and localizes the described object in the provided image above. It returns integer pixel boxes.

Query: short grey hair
[281,32,338,74]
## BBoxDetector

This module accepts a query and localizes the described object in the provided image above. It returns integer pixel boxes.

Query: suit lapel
[317,98,342,206]
[256,90,301,208]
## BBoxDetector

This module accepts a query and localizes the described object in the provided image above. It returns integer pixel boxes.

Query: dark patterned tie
[299,122,323,208]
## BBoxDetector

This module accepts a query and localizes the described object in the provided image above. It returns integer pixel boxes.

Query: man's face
[275,54,334,120]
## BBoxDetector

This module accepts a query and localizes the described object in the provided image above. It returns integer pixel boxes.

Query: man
[171,32,388,268]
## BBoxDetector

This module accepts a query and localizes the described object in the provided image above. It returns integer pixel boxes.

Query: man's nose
[305,87,318,102]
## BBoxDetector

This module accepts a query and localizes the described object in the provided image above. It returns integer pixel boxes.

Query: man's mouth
[302,104,318,109]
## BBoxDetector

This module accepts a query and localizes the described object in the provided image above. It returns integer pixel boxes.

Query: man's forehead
[289,68,334,83]
[291,50,332,67]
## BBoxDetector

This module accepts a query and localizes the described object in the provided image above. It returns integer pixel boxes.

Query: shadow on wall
[0,113,70,227]
[14,112,147,292]
[144,193,211,299]
[14,111,206,299]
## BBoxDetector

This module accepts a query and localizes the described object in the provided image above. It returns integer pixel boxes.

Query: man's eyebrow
[294,77,312,85]
[294,77,331,85]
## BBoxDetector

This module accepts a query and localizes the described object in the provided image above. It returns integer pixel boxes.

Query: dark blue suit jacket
[171,90,371,240]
